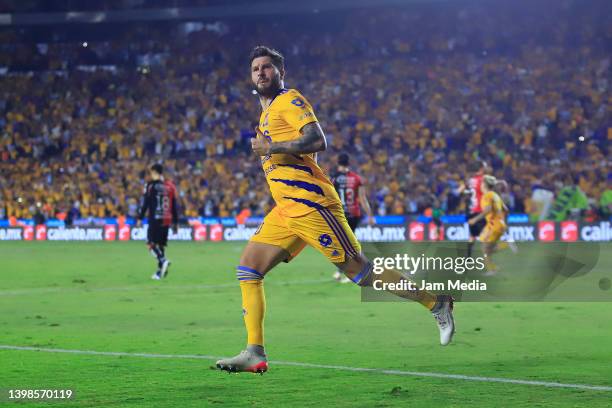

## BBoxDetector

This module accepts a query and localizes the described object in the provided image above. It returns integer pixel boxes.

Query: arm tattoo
[269,122,327,154]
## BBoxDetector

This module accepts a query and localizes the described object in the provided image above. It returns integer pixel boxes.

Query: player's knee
[236,265,264,282]
[337,254,373,287]
[353,261,374,287]
[238,247,260,271]
[236,241,274,282]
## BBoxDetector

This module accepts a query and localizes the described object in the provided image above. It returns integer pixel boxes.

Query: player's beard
[255,75,282,98]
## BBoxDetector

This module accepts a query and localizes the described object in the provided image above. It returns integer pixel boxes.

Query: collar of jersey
[264,88,289,111]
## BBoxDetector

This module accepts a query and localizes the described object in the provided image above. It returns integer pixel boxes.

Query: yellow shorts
[250,202,361,263]
[479,221,507,243]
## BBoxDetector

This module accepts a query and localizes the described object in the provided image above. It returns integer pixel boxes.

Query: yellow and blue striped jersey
[258,88,341,217]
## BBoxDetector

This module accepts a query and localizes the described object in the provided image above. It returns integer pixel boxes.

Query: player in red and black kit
[330,153,374,282]
[460,161,488,258]
[138,163,178,280]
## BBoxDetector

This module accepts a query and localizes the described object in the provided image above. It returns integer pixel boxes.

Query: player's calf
[336,253,456,345]
[148,243,170,280]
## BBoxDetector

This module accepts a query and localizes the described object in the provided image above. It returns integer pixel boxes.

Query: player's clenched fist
[251,127,271,156]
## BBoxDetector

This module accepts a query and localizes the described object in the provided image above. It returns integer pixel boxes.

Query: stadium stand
[0,1,609,223]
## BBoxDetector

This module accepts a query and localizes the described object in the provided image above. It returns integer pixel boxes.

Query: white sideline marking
[0,278,331,296]
[1,345,611,392]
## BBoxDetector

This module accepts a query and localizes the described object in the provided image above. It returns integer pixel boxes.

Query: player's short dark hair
[468,160,486,173]
[338,153,350,166]
[249,46,285,72]
[150,163,163,175]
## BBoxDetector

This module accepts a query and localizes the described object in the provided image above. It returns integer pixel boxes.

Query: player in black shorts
[138,164,178,280]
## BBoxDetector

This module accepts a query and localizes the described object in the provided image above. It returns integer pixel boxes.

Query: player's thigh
[490,226,505,243]
[481,223,505,244]
[159,226,169,247]
[238,241,292,276]
[147,223,167,246]
[469,214,485,237]
[287,203,361,265]
[243,207,306,275]
[479,224,493,243]
[146,223,155,243]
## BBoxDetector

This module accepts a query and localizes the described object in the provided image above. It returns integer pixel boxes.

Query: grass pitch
[1,241,611,407]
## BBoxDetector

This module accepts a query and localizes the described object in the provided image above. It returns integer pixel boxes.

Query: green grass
[1,241,611,407]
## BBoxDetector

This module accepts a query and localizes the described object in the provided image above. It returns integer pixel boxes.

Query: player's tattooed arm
[272,122,327,154]
[252,123,327,155]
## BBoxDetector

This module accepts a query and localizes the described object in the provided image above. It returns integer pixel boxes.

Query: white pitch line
[0,278,332,297]
[1,345,611,392]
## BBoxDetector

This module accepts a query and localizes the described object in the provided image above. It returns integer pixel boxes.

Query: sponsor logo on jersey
[291,97,305,107]
[319,233,332,247]
[299,112,313,121]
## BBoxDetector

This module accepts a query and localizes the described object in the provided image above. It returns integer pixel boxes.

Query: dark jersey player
[330,153,375,230]
[138,163,178,280]
[330,153,374,282]
[459,161,488,257]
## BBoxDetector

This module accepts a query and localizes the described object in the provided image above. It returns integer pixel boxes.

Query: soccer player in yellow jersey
[215,46,455,374]
[468,175,509,275]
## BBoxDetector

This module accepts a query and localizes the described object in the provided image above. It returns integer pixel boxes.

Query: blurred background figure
[330,152,374,282]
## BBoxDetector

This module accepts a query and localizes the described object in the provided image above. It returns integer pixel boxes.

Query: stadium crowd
[0,1,610,223]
